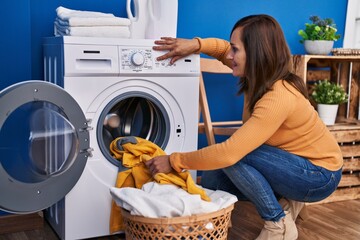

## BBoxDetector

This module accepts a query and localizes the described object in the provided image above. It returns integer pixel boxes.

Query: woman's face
[227,27,246,77]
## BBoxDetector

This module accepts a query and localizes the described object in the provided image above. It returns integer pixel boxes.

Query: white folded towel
[56,6,114,20]
[55,17,131,27]
[54,6,132,38]
[109,182,238,218]
[54,24,131,38]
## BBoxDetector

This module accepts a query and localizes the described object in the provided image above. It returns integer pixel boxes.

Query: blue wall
[1,0,348,86]
[0,1,349,152]
[177,1,347,53]
[0,0,349,165]
[0,0,32,90]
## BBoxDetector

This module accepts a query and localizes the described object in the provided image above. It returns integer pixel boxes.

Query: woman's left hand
[153,37,200,64]
[145,155,173,175]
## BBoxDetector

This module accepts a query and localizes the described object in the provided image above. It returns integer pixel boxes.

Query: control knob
[130,52,145,66]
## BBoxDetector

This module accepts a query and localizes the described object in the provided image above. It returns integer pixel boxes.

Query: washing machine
[0,36,200,239]
[45,36,200,239]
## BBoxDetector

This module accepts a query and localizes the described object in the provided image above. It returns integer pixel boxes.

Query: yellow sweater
[169,38,343,172]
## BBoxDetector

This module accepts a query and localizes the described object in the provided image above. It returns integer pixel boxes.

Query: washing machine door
[0,80,90,214]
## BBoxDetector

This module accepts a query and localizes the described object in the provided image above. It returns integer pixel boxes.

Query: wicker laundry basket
[121,204,234,240]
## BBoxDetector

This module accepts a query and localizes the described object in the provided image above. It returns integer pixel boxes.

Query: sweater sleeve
[196,38,233,68]
[169,81,297,172]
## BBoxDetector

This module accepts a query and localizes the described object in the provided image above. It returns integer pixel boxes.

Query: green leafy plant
[311,80,348,104]
[298,16,341,43]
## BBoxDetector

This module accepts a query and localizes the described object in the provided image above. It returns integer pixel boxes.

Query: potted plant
[298,16,341,55]
[311,80,348,125]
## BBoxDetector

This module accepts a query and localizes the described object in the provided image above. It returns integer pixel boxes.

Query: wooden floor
[1,199,359,240]
[228,199,360,240]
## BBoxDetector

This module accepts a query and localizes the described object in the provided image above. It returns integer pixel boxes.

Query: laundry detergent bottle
[145,0,178,39]
[127,0,149,38]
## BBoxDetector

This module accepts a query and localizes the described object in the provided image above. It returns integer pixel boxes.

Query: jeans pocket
[304,173,337,202]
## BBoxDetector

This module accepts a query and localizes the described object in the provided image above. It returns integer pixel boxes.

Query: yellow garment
[169,38,343,173]
[109,136,210,233]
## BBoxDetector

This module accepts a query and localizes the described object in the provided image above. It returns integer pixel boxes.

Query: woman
[145,14,343,240]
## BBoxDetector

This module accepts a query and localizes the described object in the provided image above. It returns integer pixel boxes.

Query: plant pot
[304,40,334,55]
[317,103,338,125]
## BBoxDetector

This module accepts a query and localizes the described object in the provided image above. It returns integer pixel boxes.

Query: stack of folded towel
[54,6,131,38]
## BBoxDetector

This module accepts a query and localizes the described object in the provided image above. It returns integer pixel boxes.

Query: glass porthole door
[0,81,90,214]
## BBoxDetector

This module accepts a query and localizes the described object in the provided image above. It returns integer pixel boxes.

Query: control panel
[45,37,199,77]
[121,48,153,71]
[119,46,199,75]
[120,47,186,72]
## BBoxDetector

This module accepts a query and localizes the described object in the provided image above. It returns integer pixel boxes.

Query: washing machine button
[131,52,145,66]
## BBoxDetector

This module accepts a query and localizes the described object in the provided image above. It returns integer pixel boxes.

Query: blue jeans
[200,144,342,221]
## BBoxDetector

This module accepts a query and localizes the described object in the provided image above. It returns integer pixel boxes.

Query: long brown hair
[231,14,308,112]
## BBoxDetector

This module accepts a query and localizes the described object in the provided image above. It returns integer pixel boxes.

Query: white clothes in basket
[110,182,238,218]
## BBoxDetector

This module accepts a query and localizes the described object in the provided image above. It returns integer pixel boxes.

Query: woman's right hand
[153,37,200,64]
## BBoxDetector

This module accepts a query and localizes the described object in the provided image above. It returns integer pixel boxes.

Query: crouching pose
[146,14,343,240]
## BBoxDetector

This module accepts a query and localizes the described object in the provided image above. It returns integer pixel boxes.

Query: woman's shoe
[255,211,298,240]
[279,198,309,221]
